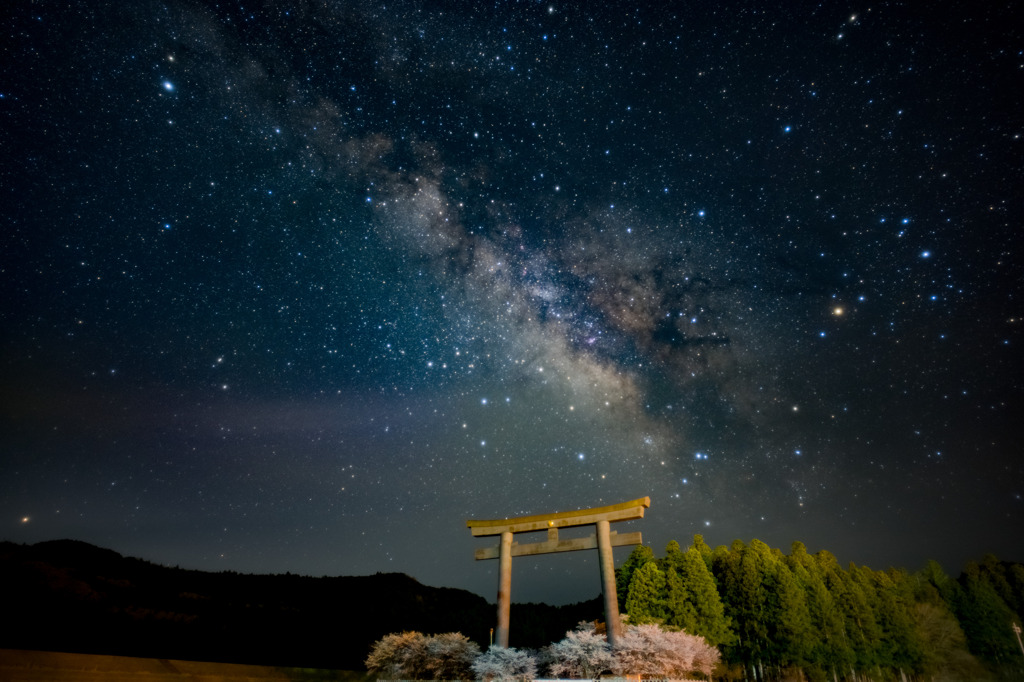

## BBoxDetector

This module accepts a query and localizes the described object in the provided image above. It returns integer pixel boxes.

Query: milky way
[1,1,1021,603]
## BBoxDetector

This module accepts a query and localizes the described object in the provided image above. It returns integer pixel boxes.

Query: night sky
[2,0,1022,605]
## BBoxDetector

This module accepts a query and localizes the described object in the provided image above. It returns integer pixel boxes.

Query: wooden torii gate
[467,496,651,648]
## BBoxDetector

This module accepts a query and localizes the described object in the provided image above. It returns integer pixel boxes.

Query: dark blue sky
[2,0,1021,604]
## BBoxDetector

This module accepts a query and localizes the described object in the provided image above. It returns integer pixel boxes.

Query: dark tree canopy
[621,539,1023,682]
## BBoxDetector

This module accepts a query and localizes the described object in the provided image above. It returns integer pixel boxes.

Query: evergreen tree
[977,554,1024,619]
[876,568,927,677]
[664,561,695,631]
[676,546,733,647]
[1008,563,1024,617]
[828,559,882,677]
[661,540,685,576]
[847,564,925,679]
[762,545,814,673]
[954,560,1022,673]
[691,533,714,570]
[625,560,666,624]
[912,600,989,681]
[787,542,851,680]
[715,540,770,676]
[616,545,655,611]
[915,559,964,608]
[711,541,754,675]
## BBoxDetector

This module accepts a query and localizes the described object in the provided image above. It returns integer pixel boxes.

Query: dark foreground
[0,649,373,682]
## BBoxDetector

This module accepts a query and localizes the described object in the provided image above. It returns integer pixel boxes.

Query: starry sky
[2,0,1022,605]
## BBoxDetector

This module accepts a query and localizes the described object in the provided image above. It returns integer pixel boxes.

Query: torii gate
[467,496,650,648]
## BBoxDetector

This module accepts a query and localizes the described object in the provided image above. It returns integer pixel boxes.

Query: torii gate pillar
[467,497,651,648]
[496,530,513,647]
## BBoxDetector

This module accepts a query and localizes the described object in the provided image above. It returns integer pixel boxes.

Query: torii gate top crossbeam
[466,496,650,537]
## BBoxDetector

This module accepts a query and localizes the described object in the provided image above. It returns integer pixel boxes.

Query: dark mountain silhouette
[0,540,601,669]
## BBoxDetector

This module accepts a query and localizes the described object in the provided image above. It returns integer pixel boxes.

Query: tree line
[617,536,1024,681]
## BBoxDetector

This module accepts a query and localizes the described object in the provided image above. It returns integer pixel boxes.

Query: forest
[615,536,1024,681]
[1,537,1021,681]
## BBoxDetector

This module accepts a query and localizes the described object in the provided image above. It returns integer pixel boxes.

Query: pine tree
[846,564,926,679]
[1009,563,1024,618]
[911,600,989,680]
[915,558,964,608]
[691,533,714,570]
[954,560,1022,672]
[625,560,666,625]
[664,561,695,630]
[616,545,655,611]
[663,539,686,573]
[977,553,1024,619]
[763,546,814,673]
[716,540,770,675]
[677,546,733,647]
[874,568,926,678]
[826,558,882,677]
[787,542,851,679]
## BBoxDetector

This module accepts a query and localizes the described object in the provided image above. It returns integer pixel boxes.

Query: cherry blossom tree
[365,631,429,679]
[426,632,481,680]
[365,631,479,680]
[544,624,613,680]
[471,646,538,682]
[612,623,720,681]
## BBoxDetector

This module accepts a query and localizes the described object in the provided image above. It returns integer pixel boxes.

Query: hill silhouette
[0,540,600,669]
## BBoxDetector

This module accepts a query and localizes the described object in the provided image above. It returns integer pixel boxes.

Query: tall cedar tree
[692,533,714,570]
[761,543,815,672]
[677,543,734,647]
[624,537,1024,682]
[836,563,884,675]
[713,539,769,671]
[954,560,1022,670]
[976,554,1024,619]
[660,541,693,631]
[625,560,666,624]
[664,561,694,630]
[787,542,853,679]
[910,558,986,678]
[616,545,655,612]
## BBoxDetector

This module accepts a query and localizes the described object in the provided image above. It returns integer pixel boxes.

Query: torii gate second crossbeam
[467,496,650,648]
